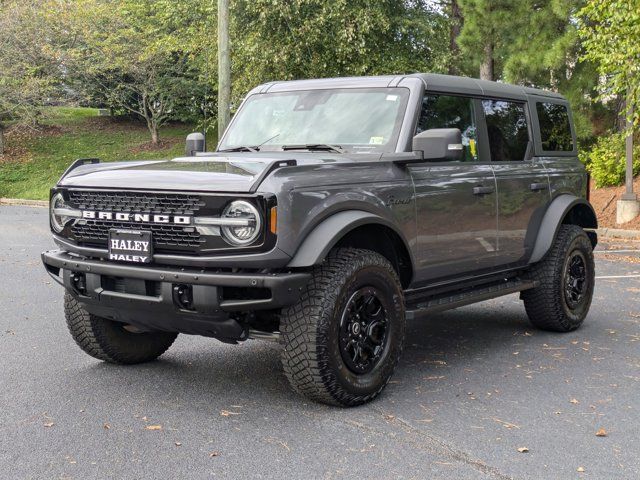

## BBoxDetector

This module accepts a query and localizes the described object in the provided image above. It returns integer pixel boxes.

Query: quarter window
[417,95,479,162]
[536,102,573,152]
[482,100,529,162]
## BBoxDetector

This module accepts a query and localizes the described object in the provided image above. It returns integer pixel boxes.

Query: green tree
[454,0,600,142]
[579,0,640,127]
[230,0,450,101]
[63,0,212,144]
[0,0,66,154]
[456,0,519,80]
[500,0,599,142]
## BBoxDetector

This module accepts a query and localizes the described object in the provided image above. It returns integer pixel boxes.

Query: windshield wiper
[218,146,259,153]
[281,144,345,153]
[219,134,281,154]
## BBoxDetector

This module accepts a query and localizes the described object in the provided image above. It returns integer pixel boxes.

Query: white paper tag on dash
[386,95,399,101]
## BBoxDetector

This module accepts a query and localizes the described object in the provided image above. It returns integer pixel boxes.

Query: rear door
[481,99,551,265]
[410,94,498,282]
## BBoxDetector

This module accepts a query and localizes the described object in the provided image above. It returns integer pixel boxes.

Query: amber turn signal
[269,207,277,234]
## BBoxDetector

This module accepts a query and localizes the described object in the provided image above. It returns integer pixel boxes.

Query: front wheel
[522,225,595,332]
[64,294,178,364]
[280,248,406,407]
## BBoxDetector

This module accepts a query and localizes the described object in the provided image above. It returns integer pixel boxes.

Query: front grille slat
[68,191,205,215]
[72,220,205,248]
[67,191,207,252]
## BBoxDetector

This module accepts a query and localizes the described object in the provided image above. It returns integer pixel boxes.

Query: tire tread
[280,248,405,406]
[64,294,177,364]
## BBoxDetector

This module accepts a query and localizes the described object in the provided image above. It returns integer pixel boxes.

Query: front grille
[66,190,208,252]
[72,220,205,249]
[60,189,273,255]
[68,191,205,214]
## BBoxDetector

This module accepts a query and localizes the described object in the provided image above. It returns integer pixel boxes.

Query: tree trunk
[448,0,463,75]
[0,126,4,155]
[624,89,635,199]
[218,0,231,141]
[150,124,159,145]
[479,42,494,81]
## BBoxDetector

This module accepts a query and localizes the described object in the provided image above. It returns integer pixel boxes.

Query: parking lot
[1,205,639,480]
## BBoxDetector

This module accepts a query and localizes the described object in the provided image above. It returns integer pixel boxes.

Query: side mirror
[185,132,206,156]
[411,128,463,162]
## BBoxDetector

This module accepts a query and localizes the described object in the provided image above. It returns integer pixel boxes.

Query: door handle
[530,182,548,191]
[473,186,495,195]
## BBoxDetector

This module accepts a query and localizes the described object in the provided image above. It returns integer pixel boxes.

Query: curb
[0,198,48,207]
[596,227,640,241]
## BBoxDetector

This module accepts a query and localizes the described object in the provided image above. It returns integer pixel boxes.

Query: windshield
[219,88,410,154]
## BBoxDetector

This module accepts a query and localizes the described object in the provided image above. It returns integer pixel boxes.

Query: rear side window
[482,100,529,161]
[536,102,573,152]
[417,94,479,162]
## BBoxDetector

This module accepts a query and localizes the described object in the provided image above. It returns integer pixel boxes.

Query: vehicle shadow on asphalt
[57,298,569,410]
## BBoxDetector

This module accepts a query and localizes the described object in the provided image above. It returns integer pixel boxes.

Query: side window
[417,94,478,162]
[536,102,573,152]
[482,100,529,161]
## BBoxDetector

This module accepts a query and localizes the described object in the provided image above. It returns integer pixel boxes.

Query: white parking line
[595,250,640,254]
[596,275,640,279]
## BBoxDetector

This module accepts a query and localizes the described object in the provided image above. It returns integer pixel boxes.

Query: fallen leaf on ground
[491,417,520,429]
[517,447,529,453]
[220,410,241,417]
[145,425,162,431]
[595,428,608,437]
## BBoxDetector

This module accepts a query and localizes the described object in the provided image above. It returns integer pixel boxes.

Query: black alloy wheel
[339,287,389,375]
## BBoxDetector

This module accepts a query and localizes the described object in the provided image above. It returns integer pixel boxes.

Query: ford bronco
[42,74,597,406]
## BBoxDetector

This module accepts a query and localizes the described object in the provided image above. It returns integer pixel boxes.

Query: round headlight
[50,192,71,233]
[221,200,261,246]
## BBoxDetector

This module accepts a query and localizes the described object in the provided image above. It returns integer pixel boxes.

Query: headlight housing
[220,200,261,246]
[50,192,72,233]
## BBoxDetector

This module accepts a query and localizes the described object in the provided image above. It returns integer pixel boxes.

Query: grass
[0,107,215,200]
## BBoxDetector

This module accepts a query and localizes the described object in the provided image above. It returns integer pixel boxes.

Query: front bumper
[42,249,311,341]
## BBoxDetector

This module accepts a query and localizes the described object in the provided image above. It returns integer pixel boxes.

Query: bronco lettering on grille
[81,211,191,225]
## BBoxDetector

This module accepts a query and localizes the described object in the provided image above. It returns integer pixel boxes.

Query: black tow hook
[173,284,194,311]
[71,273,87,295]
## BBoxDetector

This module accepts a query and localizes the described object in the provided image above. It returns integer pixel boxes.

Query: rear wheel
[280,248,405,407]
[64,294,178,364]
[522,225,595,332]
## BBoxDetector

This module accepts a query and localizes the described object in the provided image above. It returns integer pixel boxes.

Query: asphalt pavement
[1,205,639,480]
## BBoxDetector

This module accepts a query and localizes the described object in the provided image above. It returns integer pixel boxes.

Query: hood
[57,152,364,193]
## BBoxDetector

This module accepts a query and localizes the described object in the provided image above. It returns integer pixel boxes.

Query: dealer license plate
[108,229,153,263]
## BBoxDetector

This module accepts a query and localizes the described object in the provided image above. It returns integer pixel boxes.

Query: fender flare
[287,210,407,268]
[529,195,598,263]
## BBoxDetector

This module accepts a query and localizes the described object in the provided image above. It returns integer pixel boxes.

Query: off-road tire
[64,294,178,364]
[522,225,595,332]
[280,248,405,407]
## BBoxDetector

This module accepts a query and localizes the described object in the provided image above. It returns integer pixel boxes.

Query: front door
[410,94,498,283]
[481,99,551,265]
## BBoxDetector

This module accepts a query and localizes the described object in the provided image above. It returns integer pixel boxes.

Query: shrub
[581,133,640,188]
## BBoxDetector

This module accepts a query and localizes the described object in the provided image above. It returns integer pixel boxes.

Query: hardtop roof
[255,73,566,102]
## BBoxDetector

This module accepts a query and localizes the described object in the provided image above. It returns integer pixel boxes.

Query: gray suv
[42,74,597,406]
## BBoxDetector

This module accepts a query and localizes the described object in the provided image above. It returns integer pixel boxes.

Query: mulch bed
[590,177,640,230]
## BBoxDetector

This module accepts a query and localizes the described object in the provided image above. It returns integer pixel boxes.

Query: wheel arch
[286,210,414,288]
[529,195,598,264]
